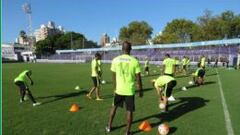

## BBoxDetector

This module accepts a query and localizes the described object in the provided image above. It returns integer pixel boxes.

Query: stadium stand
[40,39,240,66]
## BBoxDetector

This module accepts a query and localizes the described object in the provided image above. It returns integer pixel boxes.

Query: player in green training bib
[162,54,176,76]
[144,58,150,75]
[14,70,41,106]
[106,41,143,135]
[153,75,177,112]
[86,53,103,100]
[192,63,205,86]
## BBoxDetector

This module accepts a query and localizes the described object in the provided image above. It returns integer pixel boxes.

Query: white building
[1,43,18,60]
[34,21,64,42]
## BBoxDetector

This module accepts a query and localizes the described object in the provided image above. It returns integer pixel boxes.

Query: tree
[153,19,202,44]
[35,32,97,55]
[119,21,153,45]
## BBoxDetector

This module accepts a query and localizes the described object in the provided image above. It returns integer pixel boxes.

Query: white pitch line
[216,69,235,135]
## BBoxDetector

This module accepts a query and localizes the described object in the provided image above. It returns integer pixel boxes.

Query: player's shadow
[111,97,209,134]
[36,90,88,105]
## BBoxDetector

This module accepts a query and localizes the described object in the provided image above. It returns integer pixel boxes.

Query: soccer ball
[181,86,187,91]
[188,81,194,85]
[75,86,80,90]
[159,103,165,109]
[101,80,106,84]
[158,123,169,135]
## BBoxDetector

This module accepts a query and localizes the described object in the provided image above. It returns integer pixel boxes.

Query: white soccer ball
[159,103,166,109]
[101,80,106,84]
[188,81,194,85]
[181,86,187,91]
[75,86,80,90]
[158,123,169,135]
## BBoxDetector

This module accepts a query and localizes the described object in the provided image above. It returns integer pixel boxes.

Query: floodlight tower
[22,3,34,50]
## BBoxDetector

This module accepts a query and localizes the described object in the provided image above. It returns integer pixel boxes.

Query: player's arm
[136,73,143,97]
[112,72,116,90]
[162,65,165,75]
[26,73,34,85]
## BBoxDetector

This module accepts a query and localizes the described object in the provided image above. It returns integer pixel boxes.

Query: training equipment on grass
[159,103,166,109]
[69,103,80,112]
[75,86,80,90]
[182,86,187,91]
[158,123,169,135]
[24,95,28,100]
[101,80,106,84]
[138,120,152,132]
[188,81,194,85]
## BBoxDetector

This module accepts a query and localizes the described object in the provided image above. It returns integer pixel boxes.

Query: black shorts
[162,80,177,97]
[144,67,149,72]
[198,69,205,78]
[113,93,135,112]
[15,81,27,91]
[164,73,173,77]
[91,77,100,87]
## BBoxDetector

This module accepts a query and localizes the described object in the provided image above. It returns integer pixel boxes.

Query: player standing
[105,41,143,135]
[86,53,103,100]
[144,58,150,75]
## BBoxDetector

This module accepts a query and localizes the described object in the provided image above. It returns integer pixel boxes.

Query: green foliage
[35,32,97,55]
[119,21,153,45]
[153,19,202,44]
[153,10,240,44]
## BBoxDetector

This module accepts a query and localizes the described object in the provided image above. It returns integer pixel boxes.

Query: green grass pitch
[2,63,240,135]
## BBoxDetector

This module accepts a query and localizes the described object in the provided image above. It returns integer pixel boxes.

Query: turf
[2,63,240,135]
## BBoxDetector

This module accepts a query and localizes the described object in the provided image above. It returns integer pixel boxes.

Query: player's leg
[95,77,103,100]
[165,80,177,111]
[125,95,135,135]
[126,111,133,135]
[25,88,37,103]
[15,81,26,102]
[106,94,123,132]
[87,77,97,99]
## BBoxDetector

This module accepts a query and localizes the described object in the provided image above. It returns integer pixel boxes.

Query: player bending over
[14,70,41,106]
[192,63,205,86]
[153,75,177,112]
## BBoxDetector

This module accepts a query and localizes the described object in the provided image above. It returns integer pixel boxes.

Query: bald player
[105,41,143,135]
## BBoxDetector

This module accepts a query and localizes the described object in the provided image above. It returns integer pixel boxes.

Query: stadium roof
[56,38,240,53]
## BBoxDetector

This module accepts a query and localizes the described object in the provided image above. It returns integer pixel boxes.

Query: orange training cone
[69,103,79,112]
[138,120,152,132]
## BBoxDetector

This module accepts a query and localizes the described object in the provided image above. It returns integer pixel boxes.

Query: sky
[2,0,240,44]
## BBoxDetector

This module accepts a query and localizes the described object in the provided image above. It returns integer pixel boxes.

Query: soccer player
[105,41,143,135]
[192,63,205,86]
[200,55,206,69]
[162,54,176,101]
[174,57,180,73]
[144,58,150,75]
[153,75,177,112]
[181,56,188,75]
[14,70,41,106]
[162,54,176,76]
[86,53,103,100]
